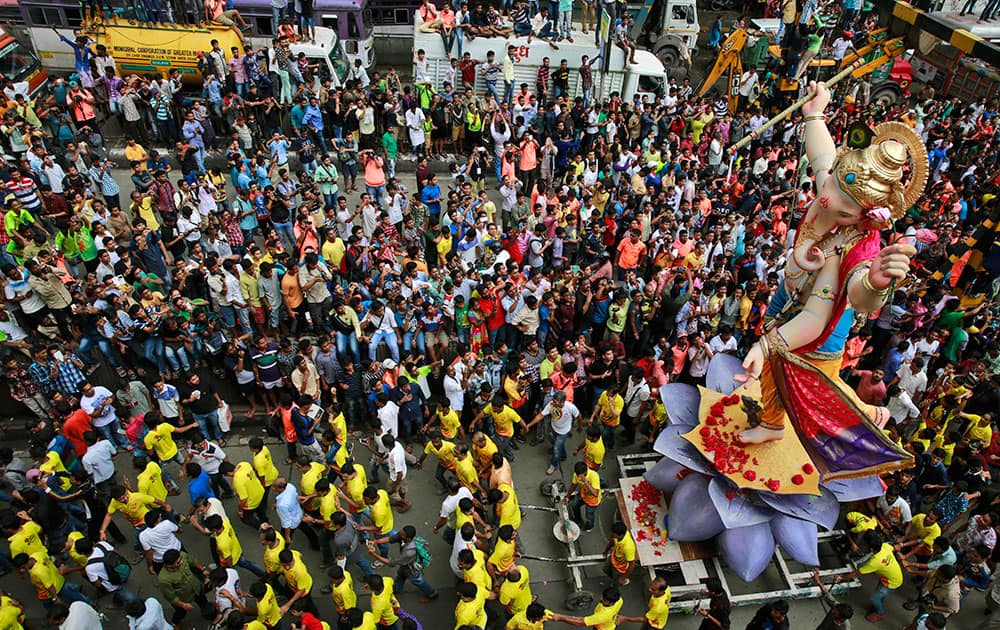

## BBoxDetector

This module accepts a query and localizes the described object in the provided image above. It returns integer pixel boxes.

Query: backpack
[413,536,432,570]
[89,544,132,586]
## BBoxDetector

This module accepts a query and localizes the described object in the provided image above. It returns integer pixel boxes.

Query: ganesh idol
[735,82,925,480]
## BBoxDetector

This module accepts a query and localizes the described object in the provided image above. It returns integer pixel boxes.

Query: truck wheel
[540,478,564,497]
[870,85,900,107]
[658,47,689,79]
[565,590,595,611]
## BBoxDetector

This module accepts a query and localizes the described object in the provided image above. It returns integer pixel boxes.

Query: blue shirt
[275,484,304,529]
[188,470,215,505]
[269,139,289,165]
[302,104,324,131]
[421,183,442,216]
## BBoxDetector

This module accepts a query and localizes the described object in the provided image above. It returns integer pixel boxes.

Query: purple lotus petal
[644,458,689,494]
[659,383,701,427]
[708,477,775,529]
[758,486,840,531]
[771,514,819,566]
[719,522,775,582]
[654,425,714,474]
[821,476,886,503]
[668,473,726,542]
[707,353,745,396]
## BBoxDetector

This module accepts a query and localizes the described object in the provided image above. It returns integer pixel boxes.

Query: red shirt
[62,409,93,456]
[854,370,887,405]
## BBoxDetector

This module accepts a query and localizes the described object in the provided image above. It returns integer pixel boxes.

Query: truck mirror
[687,13,695,24]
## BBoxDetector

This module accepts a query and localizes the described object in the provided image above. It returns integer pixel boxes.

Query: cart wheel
[539,478,563,497]
[565,590,595,611]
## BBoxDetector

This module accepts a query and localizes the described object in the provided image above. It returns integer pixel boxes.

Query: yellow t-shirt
[463,548,493,593]
[489,537,516,574]
[488,405,521,438]
[256,583,283,626]
[369,489,394,535]
[859,542,903,589]
[455,454,479,489]
[302,461,328,512]
[319,489,342,527]
[496,483,521,529]
[144,423,178,461]
[425,439,457,469]
[282,549,313,593]
[253,446,280,487]
[498,565,531,613]
[0,594,23,630]
[646,589,671,629]
[40,451,70,491]
[610,532,637,573]
[331,572,357,613]
[233,461,265,510]
[343,467,368,513]
[584,597,624,630]
[351,611,377,630]
[846,512,878,534]
[454,586,488,629]
[967,416,993,445]
[109,491,158,526]
[584,437,606,469]
[28,552,63,600]
[574,469,602,507]
[66,531,89,567]
[437,410,461,440]
[138,461,168,503]
[370,577,399,625]
[331,413,349,467]
[8,521,45,558]
[506,608,552,630]
[214,518,243,565]
[262,538,286,574]
[911,513,941,547]
[473,436,498,471]
[596,391,624,427]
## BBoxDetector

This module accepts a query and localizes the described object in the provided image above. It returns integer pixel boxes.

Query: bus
[18,0,374,69]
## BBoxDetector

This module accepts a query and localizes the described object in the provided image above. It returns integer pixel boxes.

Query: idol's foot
[737,425,784,444]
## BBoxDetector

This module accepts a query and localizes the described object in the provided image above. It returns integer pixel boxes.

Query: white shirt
[888,390,920,422]
[128,597,172,630]
[81,386,116,428]
[378,401,400,437]
[876,494,912,528]
[623,379,651,417]
[85,542,123,591]
[214,568,243,613]
[896,362,928,399]
[138,520,182,562]
[709,334,738,354]
[450,532,476,577]
[81,439,117,483]
[542,401,579,435]
[59,601,103,630]
[366,307,397,333]
[223,273,245,306]
[188,441,226,475]
[386,441,407,481]
[405,108,426,146]
[443,374,465,412]
[275,484,304,530]
[439,487,474,522]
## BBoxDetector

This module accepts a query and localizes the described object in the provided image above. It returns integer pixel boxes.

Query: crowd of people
[0,0,998,628]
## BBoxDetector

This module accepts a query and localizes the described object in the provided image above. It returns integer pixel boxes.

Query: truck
[0,25,48,104]
[412,12,666,100]
[626,0,700,75]
[25,15,349,87]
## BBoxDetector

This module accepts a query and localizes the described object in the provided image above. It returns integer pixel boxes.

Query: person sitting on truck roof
[419,0,443,32]
[529,7,558,45]
[485,6,513,37]
[511,1,532,37]
[614,16,637,65]
[205,0,251,40]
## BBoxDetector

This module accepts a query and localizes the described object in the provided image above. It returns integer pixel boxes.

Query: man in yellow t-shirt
[258,525,287,577]
[836,531,902,623]
[471,431,498,479]
[0,594,24,630]
[618,576,670,629]
[344,608,378,630]
[229,460,266,526]
[429,400,463,441]
[453,444,484,495]
[488,524,518,580]
[12,551,70,605]
[581,587,625,630]
[573,424,606,471]
[363,486,395,556]
[590,385,624,449]
[4,518,45,559]
[565,461,601,532]
[454,582,488,629]
[458,548,493,594]
[363,574,399,627]
[249,581,289,627]
[417,432,457,490]
[499,565,532,616]
[473,398,527,461]
[507,602,576,629]
[279,548,317,613]
[205,514,265,577]
[101,484,170,541]
[336,461,368,514]
[325,565,356,616]
[489,483,521,529]
[897,509,942,560]
[604,522,636,586]
[250,438,280,487]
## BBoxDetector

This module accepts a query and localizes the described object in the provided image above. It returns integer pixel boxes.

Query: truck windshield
[0,39,41,85]
[328,42,350,83]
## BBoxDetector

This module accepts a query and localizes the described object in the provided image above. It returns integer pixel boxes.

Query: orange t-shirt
[617,239,646,268]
